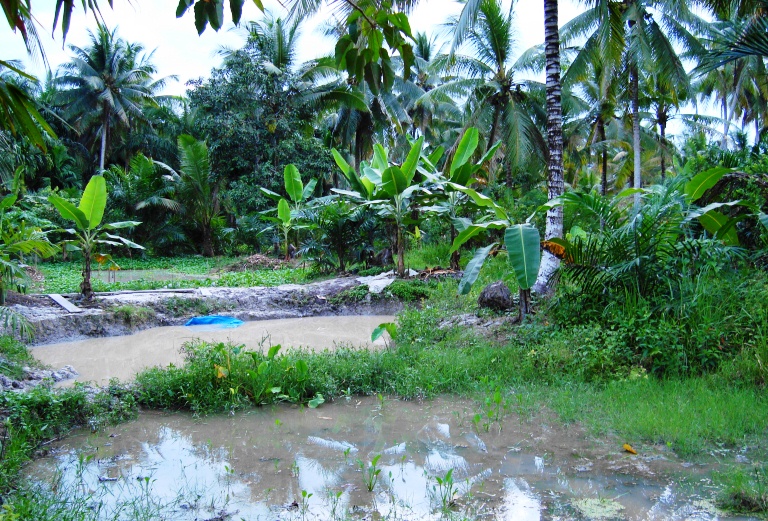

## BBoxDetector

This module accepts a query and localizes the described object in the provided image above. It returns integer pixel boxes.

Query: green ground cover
[34,256,311,294]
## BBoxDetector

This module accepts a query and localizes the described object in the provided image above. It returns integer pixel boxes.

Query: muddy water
[31,315,395,385]
[28,396,756,521]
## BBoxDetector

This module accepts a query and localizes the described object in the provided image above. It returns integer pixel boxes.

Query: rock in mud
[477,281,513,311]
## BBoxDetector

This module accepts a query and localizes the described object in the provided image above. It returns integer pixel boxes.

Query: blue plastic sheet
[184,315,244,328]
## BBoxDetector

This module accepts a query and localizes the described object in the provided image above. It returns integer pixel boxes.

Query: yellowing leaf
[623,443,637,455]
[215,364,228,379]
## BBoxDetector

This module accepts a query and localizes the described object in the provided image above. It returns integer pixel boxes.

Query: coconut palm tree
[53,26,169,175]
[422,0,545,182]
[174,135,223,257]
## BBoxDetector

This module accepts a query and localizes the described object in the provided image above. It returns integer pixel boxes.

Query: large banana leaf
[401,137,424,184]
[79,175,107,229]
[284,164,304,203]
[458,243,496,295]
[684,167,731,203]
[450,220,508,253]
[381,166,407,196]
[302,179,318,200]
[49,195,89,231]
[450,128,478,176]
[504,225,541,291]
[278,198,291,225]
[447,183,508,221]
[698,210,740,246]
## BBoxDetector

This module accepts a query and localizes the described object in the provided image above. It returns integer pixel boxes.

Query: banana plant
[449,185,541,318]
[0,194,58,307]
[49,175,143,300]
[332,138,427,277]
[260,164,317,259]
[419,128,501,270]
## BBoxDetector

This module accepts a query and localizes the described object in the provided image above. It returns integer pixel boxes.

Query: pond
[31,315,396,386]
[27,395,756,521]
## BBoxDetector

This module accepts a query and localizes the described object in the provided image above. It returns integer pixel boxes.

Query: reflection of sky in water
[36,427,269,520]
[503,478,541,521]
[27,398,760,521]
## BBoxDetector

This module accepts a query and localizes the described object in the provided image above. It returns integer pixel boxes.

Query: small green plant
[357,454,382,492]
[325,489,344,521]
[434,468,456,511]
[299,489,312,520]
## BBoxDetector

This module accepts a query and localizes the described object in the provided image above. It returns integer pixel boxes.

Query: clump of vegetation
[717,465,768,514]
[327,285,371,305]
[161,297,233,318]
[0,336,39,380]
[111,304,155,326]
[384,279,434,302]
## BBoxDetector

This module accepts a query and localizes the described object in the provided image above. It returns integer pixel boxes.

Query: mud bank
[14,276,403,346]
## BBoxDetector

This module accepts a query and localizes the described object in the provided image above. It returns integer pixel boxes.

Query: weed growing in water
[358,454,382,492]
[325,489,344,521]
[299,489,312,520]
[433,468,456,511]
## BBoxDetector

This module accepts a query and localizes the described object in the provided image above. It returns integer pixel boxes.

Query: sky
[1,0,584,95]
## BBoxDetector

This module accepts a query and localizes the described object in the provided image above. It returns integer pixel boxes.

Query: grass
[0,336,38,380]
[34,256,311,294]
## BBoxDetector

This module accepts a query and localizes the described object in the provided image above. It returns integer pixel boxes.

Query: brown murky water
[28,396,757,521]
[31,315,395,385]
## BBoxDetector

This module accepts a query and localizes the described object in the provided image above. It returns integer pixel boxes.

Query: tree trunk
[396,226,405,278]
[202,225,214,257]
[81,248,93,300]
[659,112,667,182]
[519,288,532,320]
[533,0,564,295]
[598,117,607,196]
[99,110,109,173]
[721,96,729,149]
[630,60,642,211]
[450,222,460,271]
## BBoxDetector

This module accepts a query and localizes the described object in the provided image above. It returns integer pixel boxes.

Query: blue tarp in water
[184,315,244,328]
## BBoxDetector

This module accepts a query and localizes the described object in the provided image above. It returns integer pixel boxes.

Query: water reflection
[27,396,758,521]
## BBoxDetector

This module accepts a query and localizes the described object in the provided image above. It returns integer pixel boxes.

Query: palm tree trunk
[659,112,667,182]
[598,117,607,196]
[630,62,641,209]
[534,0,564,295]
[202,225,214,257]
[721,96,729,148]
[99,110,109,173]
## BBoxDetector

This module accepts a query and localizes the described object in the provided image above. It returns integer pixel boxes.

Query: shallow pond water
[32,315,395,385]
[28,396,757,521]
